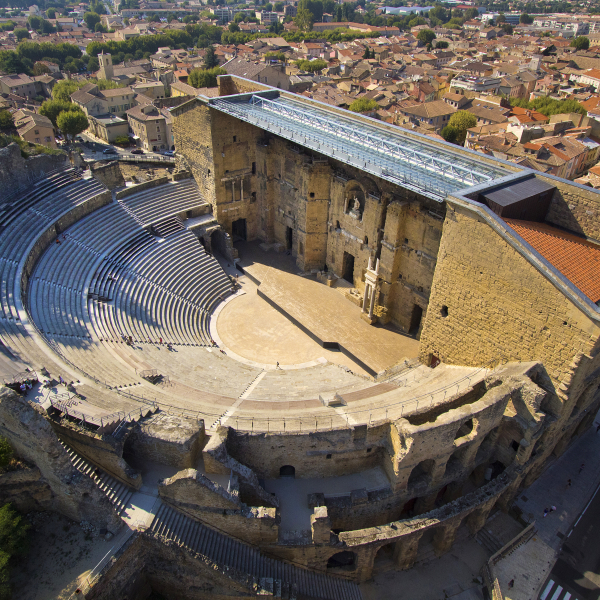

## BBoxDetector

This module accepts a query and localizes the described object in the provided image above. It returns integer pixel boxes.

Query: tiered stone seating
[0,168,106,366]
[28,180,231,390]
[120,179,205,225]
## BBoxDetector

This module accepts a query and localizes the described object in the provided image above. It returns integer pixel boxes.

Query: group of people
[18,379,35,394]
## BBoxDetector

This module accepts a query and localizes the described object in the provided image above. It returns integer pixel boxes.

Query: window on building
[34,129,39,134]
[35,138,40,143]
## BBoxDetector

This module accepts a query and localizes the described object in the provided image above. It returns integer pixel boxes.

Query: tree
[416,28,436,45]
[501,23,513,34]
[188,66,227,88]
[446,110,477,144]
[274,2,284,11]
[33,61,50,75]
[519,13,533,24]
[348,98,379,113]
[0,438,11,469]
[496,12,506,23]
[40,99,83,127]
[94,78,123,90]
[57,110,89,140]
[84,11,101,30]
[0,50,26,74]
[441,125,458,144]
[46,7,56,18]
[0,503,30,599]
[295,58,327,72]
[435,40,449,49]
[203,45,219,69]
[570,36,590,51]
[88,56,99,72]
[363,45,370,59]
[51,79,85,102]
[228,22,240,32]
[14,28,30,41]
[294,7,314,31]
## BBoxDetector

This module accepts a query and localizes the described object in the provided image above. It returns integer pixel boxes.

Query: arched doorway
[327,551,356,571]
[279,465,295,478]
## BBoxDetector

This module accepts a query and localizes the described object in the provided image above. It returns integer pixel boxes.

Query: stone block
[350,488,368,506]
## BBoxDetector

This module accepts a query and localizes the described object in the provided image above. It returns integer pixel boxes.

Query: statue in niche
[348,194,362,220]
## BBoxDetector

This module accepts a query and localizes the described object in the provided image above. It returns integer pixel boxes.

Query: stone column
[464,503,494,536]
[432,518,462,557]
[231,181,235,203]
[240,178,243,202]
[311,506,331,545]
[369,284,376,318]
[413,490,438,516]
[393,531,424,570]
[355,545,378,583]
[362,284,370,313]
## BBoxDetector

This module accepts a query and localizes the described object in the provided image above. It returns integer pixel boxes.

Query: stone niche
[126,414,205,469]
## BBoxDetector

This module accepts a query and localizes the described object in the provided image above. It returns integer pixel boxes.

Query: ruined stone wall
[126,414,204,469]
[225,425,388,480]
[0,466,52,513]
[540,174,600,241]
[419,203,600,387]
[90,161,125,190]
[48,418,141,489]
[0,143,69,198]
[0,388,122,531]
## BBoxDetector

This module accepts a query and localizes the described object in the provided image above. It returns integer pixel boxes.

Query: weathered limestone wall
[419,203,600,387]
[0,466,52,513]
[159,469,279,545]
[0,388,122,531]
[0,143,69,198]
[540,174,600,241]
[126,414,204,469]
[48,418,141,489]
[172,99,443,329]
[90,161,125,190]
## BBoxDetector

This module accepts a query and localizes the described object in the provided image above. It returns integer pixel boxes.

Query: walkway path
[493,415,600,600]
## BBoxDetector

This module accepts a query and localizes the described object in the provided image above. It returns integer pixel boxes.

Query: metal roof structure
[209,93,510,202]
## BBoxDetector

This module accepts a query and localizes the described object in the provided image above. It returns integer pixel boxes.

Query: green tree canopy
[0,438,12,469]
[203,45,219,69]
[348,97,379,113]
[188,66,227,88]
[570,36,589,51]
[519,13,533,23]
[417,28,436,45]
[510,96,586,116]
[295,58,327,72]
[51,79,85,102]
[46,7,56,18]
[295,7,314,31]
[0,503,30,599]
[14,28,30,41]
[228,22,240,32]
[446,110,477,144]
[441,124,458,144]
[40,99,84,127]
[57,109,89,140]
[84,11,101,30]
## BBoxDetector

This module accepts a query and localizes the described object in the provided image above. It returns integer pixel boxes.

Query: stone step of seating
[60,441,134,515]
[120,179,208,226]
[149,503,362,600]
[151,216,184,239]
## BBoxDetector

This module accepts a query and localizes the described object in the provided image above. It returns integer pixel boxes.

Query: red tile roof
[505,219,600,303]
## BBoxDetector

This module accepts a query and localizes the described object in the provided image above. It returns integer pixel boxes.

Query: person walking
[579,463,585,474]
[508,579,514,589]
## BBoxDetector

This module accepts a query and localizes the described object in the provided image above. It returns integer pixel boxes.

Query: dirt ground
[10,512,118,600]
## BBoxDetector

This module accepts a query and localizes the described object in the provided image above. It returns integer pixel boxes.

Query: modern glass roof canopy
[209,93,510,202]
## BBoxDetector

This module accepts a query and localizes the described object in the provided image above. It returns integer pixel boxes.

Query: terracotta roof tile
[505,219,600,304]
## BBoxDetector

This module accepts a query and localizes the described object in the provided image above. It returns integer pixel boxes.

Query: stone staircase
[476,526,504,555]
[148,503,362,600]
[60,441,134,516]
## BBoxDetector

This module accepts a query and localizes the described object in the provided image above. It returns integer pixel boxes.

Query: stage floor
[234,241,420,376]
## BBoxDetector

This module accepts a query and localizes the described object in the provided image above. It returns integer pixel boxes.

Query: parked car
[103,147,118,155]
[131,149,144,155]
[163,150,176,157]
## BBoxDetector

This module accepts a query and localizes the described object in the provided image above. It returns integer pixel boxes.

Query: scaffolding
[210,94,509,201]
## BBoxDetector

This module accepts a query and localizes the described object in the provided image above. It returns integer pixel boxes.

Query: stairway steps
[59,441,134,516]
